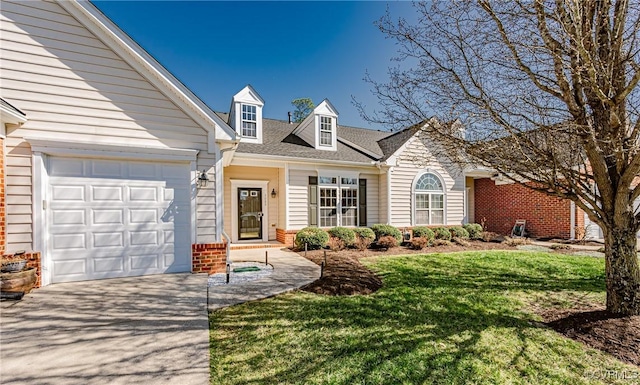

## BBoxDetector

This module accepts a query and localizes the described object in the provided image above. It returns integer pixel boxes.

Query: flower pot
[1,259,27,273]
[1,267,37,294]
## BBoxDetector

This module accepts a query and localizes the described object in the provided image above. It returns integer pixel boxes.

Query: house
[4,1,630,291]
[219,86,471,246]
[1,0,237,286]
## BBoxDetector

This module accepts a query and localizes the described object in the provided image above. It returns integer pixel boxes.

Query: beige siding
[379,172,388,224]
[466,177,475,224]
[1,0,216,252]
[389,135,465,227]
[223,166,280,241]
[288,169,310,230]
[361,173,380,226]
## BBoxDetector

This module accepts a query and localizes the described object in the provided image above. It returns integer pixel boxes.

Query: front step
[230,242,286,250]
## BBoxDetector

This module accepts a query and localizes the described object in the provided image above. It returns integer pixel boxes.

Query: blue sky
[92,1,415,130]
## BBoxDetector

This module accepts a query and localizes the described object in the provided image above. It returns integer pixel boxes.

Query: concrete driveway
[0,273,209,385]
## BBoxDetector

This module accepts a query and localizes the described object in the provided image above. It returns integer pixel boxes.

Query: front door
[238,188,262,240]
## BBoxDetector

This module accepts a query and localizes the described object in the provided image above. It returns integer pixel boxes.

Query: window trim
[315,175,359,227]
[241,104,257,138]
[412,171,446,226]
[319,116,333,147]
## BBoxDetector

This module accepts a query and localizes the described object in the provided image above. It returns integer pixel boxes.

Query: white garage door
[48,157,191,283]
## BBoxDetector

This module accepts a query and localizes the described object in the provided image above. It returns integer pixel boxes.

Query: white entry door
[47,157,191,283]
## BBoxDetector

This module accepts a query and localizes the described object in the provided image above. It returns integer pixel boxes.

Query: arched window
[414,173,445,225]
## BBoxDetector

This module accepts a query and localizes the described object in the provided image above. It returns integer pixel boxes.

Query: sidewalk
[207,247,320,311]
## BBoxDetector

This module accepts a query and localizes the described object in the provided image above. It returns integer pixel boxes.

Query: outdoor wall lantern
[197,169,209,188]
[271,188,277,198]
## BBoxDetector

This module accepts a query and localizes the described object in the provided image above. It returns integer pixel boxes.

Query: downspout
[387,166,393,225]
[570,200,576,240]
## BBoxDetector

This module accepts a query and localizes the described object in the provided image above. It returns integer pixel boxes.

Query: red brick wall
[474,178,573,239]
[2,251,42,288]
[276,228,297,248]
[0,137,5,254]
[192,243,227,274]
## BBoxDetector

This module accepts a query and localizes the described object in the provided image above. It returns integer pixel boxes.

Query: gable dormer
[292,99,338,151]
[229,85,264,144]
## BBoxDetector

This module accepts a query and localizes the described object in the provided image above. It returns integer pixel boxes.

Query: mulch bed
[541,307,640,367]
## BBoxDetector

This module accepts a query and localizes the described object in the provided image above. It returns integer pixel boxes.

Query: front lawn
[210,251,637,384]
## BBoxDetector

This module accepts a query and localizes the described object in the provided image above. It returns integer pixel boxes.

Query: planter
[1,267,37,294]
[1,259,27,273]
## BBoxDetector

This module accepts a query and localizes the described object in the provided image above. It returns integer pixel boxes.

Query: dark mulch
[300,252,382,296]
[542,307,640,367]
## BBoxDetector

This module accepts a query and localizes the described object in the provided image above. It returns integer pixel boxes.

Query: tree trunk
[604,226,640,315]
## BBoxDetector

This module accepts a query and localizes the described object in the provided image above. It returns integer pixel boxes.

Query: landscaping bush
[353,228,375,251]
[353,227,375,242]
[328,237,346,251]
[503,236,529,246]
[370,224,402,242]
[377,235,398,249]
[433,227,452,241]
[452,237,471,247]
[450,226,470,239]
[327,227,356,247]
[432,239,453,246]
[463,223,484,240]
[411,226,435,242]
[295,227,329,250]
[410,237,431,250]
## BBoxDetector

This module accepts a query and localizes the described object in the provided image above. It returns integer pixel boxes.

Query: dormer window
[241,104,257,138]
[320,116,332,146]
[229,85,264,144]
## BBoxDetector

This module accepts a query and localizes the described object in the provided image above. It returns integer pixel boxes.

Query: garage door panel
[93,209,124,225]
[92,186,123,202]
[52,185,85,201]
[48,157,192,283]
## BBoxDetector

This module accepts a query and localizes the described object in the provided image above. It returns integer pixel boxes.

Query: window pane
[416,194,429,209]
[415,210,429,225]
[320,131,332,145]
[431,194,444,209]
[431,210,444,224]
[341,177,357,185]
[416,173,443,191]
[319,176,337,185]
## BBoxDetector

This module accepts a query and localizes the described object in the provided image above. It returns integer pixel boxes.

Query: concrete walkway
[0,273,209,385]
[208,247,320,311]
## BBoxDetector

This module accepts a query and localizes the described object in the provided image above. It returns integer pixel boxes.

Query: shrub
[450,226,470,239]
[432,239,452,247]
[433,227,452,241]
[370,224,402,242]
[452,237,471,247]
[328,237,346,251]
[463,223,483,240]
[295,227,329,250]
[352,228,375,251]
[353,227,375,242]
[550,243,571,250]
[410,237,431,250]
[503,236,529,246]
[327,227,356,247]
[377,235,398,249]
[411,226,435,241]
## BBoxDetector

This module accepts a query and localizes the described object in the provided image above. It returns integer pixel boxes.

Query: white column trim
[32,152,51,286]
[190,161,197,245]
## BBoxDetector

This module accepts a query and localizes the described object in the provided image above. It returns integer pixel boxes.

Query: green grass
[210,251,637,384]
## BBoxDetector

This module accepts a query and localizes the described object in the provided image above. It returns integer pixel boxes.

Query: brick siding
[191,243,227,274]
[474,178,574,239]
[276,228,297,248]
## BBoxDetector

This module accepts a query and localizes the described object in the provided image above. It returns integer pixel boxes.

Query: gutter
[570,201,576,240]
[232,152,381,168]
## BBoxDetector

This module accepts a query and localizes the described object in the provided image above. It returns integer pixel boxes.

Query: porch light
[271,188,277,198]
[197,169,209,188]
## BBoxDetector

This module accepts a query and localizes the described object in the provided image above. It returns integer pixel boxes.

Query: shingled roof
[217,112,423,164]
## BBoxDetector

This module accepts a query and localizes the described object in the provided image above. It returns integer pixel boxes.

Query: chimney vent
[288,111,292,124]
